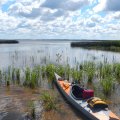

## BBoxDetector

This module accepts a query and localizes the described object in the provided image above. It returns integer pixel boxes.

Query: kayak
[54,73,119,120]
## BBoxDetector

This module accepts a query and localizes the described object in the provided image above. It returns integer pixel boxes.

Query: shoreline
[71,40,120,52]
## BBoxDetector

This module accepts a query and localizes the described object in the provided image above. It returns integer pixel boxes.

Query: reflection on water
[1,40,120,69]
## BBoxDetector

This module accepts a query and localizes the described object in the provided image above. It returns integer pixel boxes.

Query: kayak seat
[71,85,84,100]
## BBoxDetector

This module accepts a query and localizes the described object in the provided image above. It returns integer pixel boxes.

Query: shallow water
[0,86,42,120]
[0,86,85,120]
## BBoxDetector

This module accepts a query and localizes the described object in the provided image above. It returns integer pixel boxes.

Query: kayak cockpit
[71,85,84,100]
[71,85,94,100]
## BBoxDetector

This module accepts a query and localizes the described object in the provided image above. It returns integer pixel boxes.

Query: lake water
[0,40,120,120]
[1,40,120,69]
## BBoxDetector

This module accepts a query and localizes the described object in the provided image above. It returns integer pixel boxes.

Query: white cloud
[0,0,8,5]
[93,0,120,12]
[93,0,106,12]
[0,0,120,39]
[0,10,20,31]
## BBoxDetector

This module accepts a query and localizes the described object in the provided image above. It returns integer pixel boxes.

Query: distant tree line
[0,40,19,44]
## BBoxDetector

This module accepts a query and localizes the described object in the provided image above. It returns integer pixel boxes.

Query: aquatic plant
[30,69,38,89]
[100,76,114,95]
[12,68,16,84]
[113,63,120,83]
[55,65,65,77]
[23,67,31,87]
[16,68,20,85]
[71,69,81,83]
[5,66,11,86]
[23,66,41,88]
[41,91,57,111]
[41,66,46,78]
[46,64,55,82]
[87,70,95,83]
[28,100,35,119]
[83,62,95,83]
[0,69,2,85]
[64,64,71,80]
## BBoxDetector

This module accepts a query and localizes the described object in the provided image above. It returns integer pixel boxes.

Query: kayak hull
[54,73,120,120]
[54,79,98,120]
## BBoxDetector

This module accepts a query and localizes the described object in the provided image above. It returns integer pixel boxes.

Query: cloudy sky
[0,0,120,40]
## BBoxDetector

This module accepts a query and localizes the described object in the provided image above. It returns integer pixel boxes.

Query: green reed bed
[0,62,119,97]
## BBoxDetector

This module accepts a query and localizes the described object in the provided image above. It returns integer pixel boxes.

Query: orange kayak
[54,73,120,120]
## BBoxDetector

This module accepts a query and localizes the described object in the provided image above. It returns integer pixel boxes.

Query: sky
[0,0,120,40]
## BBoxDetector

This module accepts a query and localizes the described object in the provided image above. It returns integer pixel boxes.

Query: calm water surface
[0,40,120,69]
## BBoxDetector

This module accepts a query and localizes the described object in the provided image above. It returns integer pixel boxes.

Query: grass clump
[24,67,40,89]
[100,76,114,95]
[83,62,95,83]
[41,91,57,111]
[55,65,65,77]
[23,67,31,87]
[46,64,55,82]
[27,100,35,119]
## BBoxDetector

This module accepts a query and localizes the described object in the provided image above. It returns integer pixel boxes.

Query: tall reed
[24,67,31,87]
[113,63,120,83]
[16,68,20,85]
[12,67,15,84]
[83,62,95,83]
[0,69,2,85]
[46,64,55,82]
[100,76,114,95]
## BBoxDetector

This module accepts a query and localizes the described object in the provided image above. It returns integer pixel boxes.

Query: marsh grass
[24,67,31,87]
[41,66,46,79]
[71,69,81,83]
[55,65,65,77]
[12,68,15,84]
[16,68,20,85]
[100,76,114,95]
[41,91,57,111]
[64,64,71,80]
[83,62,95,83]
[46,64,55,82]
[0,61,119,97]
[113,63,120,83]
[28,100,35,119]
[0,70,2,85]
